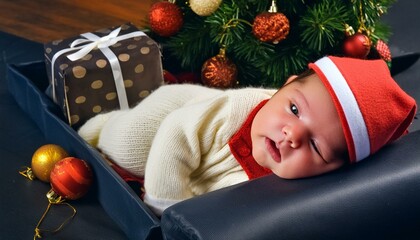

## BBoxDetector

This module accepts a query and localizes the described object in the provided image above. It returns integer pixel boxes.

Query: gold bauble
[189,0,222,16]
[31,144,69,182]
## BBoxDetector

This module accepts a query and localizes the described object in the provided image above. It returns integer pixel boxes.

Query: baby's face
[251,74,347,179]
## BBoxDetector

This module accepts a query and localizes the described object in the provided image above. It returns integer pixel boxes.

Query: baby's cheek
[252,145,266,167]
[276,157,316,179]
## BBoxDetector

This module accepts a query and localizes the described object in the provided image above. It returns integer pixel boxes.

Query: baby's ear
[285,75,298,85]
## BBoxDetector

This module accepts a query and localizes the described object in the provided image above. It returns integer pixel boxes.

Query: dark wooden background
[0,0,156,43]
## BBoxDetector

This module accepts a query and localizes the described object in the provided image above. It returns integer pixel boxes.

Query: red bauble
[164,70,201,84]
[201,51,238,88]
[163,70,178,84]
[50,157,93,200]
[149,1,183,37]
[375,39,392,62]
[252,12,290,44]
[343,33,372,59]
[175,72,201,84]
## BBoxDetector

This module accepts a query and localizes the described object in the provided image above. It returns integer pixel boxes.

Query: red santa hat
[309,56,417,163]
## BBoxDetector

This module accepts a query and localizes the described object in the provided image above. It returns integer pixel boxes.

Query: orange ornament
[201,49,238,89]
[252,12,290,44]
[252,1,289,44]
[31,144,69,182]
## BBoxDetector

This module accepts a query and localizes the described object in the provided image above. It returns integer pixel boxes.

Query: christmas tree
[148,0,395,88]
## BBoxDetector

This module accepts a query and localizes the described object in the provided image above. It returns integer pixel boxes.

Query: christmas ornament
[163,70,178,84]
[176,72,201,84]
[30,144,69,182]
[154,0,395,87]
[252,0,290,44]
[343,31,371,59]
[164,70,202,84]
[32,157,92,239]
[343,6,372,59]
[33,190,77,239]
[375,39,392,62]
[50,157,93,200]
[190,0,222,16]
[201,48,238,88]
[149,0,183,37]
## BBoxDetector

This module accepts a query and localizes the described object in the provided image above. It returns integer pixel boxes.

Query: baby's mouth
[265,138,281,163]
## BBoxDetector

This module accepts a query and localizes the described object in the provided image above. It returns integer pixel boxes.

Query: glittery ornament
[50,157,93,200]
[343,32,372,59]
[201,49,238,88]
[149,1,183,37]
[31,144,69,182]
[190,0,222,16]
[375,39,392,62]
[252,0,290,44]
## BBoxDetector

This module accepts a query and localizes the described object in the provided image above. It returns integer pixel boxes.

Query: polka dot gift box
[44,23,164,130]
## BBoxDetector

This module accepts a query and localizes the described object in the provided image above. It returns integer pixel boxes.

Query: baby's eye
[290,104,299,116]
[311,139,320,155]
[311,139,327,163]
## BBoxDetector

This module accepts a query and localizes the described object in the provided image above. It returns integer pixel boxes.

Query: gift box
[44,23,164,129]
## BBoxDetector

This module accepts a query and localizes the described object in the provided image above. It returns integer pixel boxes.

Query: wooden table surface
[0,0,156,43]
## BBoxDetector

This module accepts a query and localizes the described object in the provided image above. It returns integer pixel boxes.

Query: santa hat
[309,56,417,163]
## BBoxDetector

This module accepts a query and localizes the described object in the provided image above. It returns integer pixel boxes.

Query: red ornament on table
[201,48,238,89]
[252,0,290,44]
[32,157,93,239]
[50,157,93,200]
[343,32,372,59]
[149,1,183,37]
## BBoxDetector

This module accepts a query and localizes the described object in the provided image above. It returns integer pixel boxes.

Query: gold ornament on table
[189,0,222,16]
[201,48,238,89]
[20,144,69,182]
[252,0,290,44]
[19,144,93,239]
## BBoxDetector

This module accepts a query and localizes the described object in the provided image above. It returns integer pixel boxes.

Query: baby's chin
[271,171,301,180]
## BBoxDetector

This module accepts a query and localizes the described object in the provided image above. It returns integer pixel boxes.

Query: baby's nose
[282,124,308,148]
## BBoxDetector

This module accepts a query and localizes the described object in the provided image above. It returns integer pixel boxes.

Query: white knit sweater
[78,84,275,215]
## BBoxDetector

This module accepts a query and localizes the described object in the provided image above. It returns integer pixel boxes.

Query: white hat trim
[314,57,370,161]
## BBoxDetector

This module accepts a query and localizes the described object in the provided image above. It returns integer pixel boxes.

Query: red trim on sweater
[229,99,272,180]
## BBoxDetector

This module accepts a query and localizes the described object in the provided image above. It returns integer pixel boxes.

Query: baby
[78,56,417,215]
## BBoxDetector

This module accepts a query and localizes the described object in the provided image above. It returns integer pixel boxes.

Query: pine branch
[299,1,351,52]
[156,0,395,87]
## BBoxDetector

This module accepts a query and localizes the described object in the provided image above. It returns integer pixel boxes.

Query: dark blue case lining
[7,61,162,240]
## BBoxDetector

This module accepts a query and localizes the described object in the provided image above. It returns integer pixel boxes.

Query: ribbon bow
[67,27,125,61]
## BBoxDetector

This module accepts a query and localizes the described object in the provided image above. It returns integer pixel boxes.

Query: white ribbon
[50,27,147,110]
